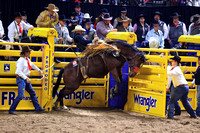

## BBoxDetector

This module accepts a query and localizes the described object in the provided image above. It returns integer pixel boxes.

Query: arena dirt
[0,107,200,133]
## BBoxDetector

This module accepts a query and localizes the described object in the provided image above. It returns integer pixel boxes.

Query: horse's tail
[52,68,64,98]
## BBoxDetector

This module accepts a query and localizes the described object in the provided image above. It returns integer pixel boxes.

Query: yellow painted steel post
[41,44,50,110]
[47,29,58,111]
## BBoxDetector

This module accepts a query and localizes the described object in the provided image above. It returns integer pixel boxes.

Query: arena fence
[124,48,200,118]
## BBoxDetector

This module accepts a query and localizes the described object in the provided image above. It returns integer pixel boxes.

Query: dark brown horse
[53,40,146,109]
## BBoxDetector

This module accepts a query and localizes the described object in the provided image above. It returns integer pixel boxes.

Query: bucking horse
[53,40,146,109]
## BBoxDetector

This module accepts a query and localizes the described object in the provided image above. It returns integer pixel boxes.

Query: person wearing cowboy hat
[152,11,168,40]
[96,13,117,39]
[8,12,34,50]
[54,14,73,45]
[188,14,200,35]
[0,11,4,39]
[73,25,92,51]
[36,3,59,28]
[133,14,150,47]
[82,13,94,28]
[94,8,108,29]
[117,17,134,32]
[113,7,132,29]
[9,46,45,115]
[144,20,164,48]
[167,55,197,119]
[82,18,96,41]
[167,12,187,49]
[72,2,85,26]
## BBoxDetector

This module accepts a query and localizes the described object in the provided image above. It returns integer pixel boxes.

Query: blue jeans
[196,85,200,116]
[168,86,196,119]
[166,85,181,115]
[9,77,42,112]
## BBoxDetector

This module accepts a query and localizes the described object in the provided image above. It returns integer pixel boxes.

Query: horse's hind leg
[55,86,75,110]
[110,68,122,99]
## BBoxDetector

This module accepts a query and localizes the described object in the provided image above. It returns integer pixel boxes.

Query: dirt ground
[0,107,200,133]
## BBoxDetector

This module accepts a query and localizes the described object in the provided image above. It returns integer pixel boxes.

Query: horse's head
[127,51,146,77]
[111,40,146,77]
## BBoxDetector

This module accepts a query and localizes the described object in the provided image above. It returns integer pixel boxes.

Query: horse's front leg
[110,68,122,99]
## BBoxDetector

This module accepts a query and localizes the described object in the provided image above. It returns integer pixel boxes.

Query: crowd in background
[0,2,200,61]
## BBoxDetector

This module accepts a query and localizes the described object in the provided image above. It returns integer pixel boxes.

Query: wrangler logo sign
[134,94,157,112]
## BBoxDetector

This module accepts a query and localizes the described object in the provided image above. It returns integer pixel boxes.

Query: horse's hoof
[110,88,116,99]
[60,105,70,111]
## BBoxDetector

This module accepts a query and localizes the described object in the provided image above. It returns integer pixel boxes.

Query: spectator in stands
[153,11,168,40]
[133,14,150,47]
[9,46,46,115]
[167,12,187,49]
[167,55,197,119]
[96,13,117,39]
[68,12,79,36]
[117,17,134,32]
[113,7,132,29]
[188,14,200,35]
[82,13,94,28]
[0,11,4,39]
[73,25,92,51]
[190,56,200,117]
[82,18,96,40]
[8,12,34,50]
[54,14,73,45]
[144,20,164,49]
[72,2,84,25]
[94,8,108,29]
[21,11,31,43]
[36,3,59,28]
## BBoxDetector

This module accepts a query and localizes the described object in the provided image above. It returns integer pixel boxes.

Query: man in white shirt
[167,55,196,119]
[9,46,45,115]
[0,20,4,38]
[8,12,34,50]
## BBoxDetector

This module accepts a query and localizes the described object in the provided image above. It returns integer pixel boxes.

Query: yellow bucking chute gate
[0,28,57,111]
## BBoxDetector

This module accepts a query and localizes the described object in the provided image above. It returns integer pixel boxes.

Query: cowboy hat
[121,7,127,13]
[153,11,162,16]
[14,12,22,18]
[170,55,181,64]
[101,8,108,14]
[21,46,31,53]
[152,20,160,26]
[190,14,200,23]
[72,25,86,32]
[102,13,113,20]
[138,14,145,19]
[170,12,181,18]
[85,18,92,24]
[45,3,58,12]
[122,17,132,23]
[59,14,67,21]
[84,13,92,19]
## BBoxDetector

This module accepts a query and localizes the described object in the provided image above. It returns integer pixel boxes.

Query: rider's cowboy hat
[170,55,181,64]
[72,25,86,32]
[102,13,113,20]
[122,17,132,23]
[45,3,59,12]
[84,13,92,19]
[190,14,200,23]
